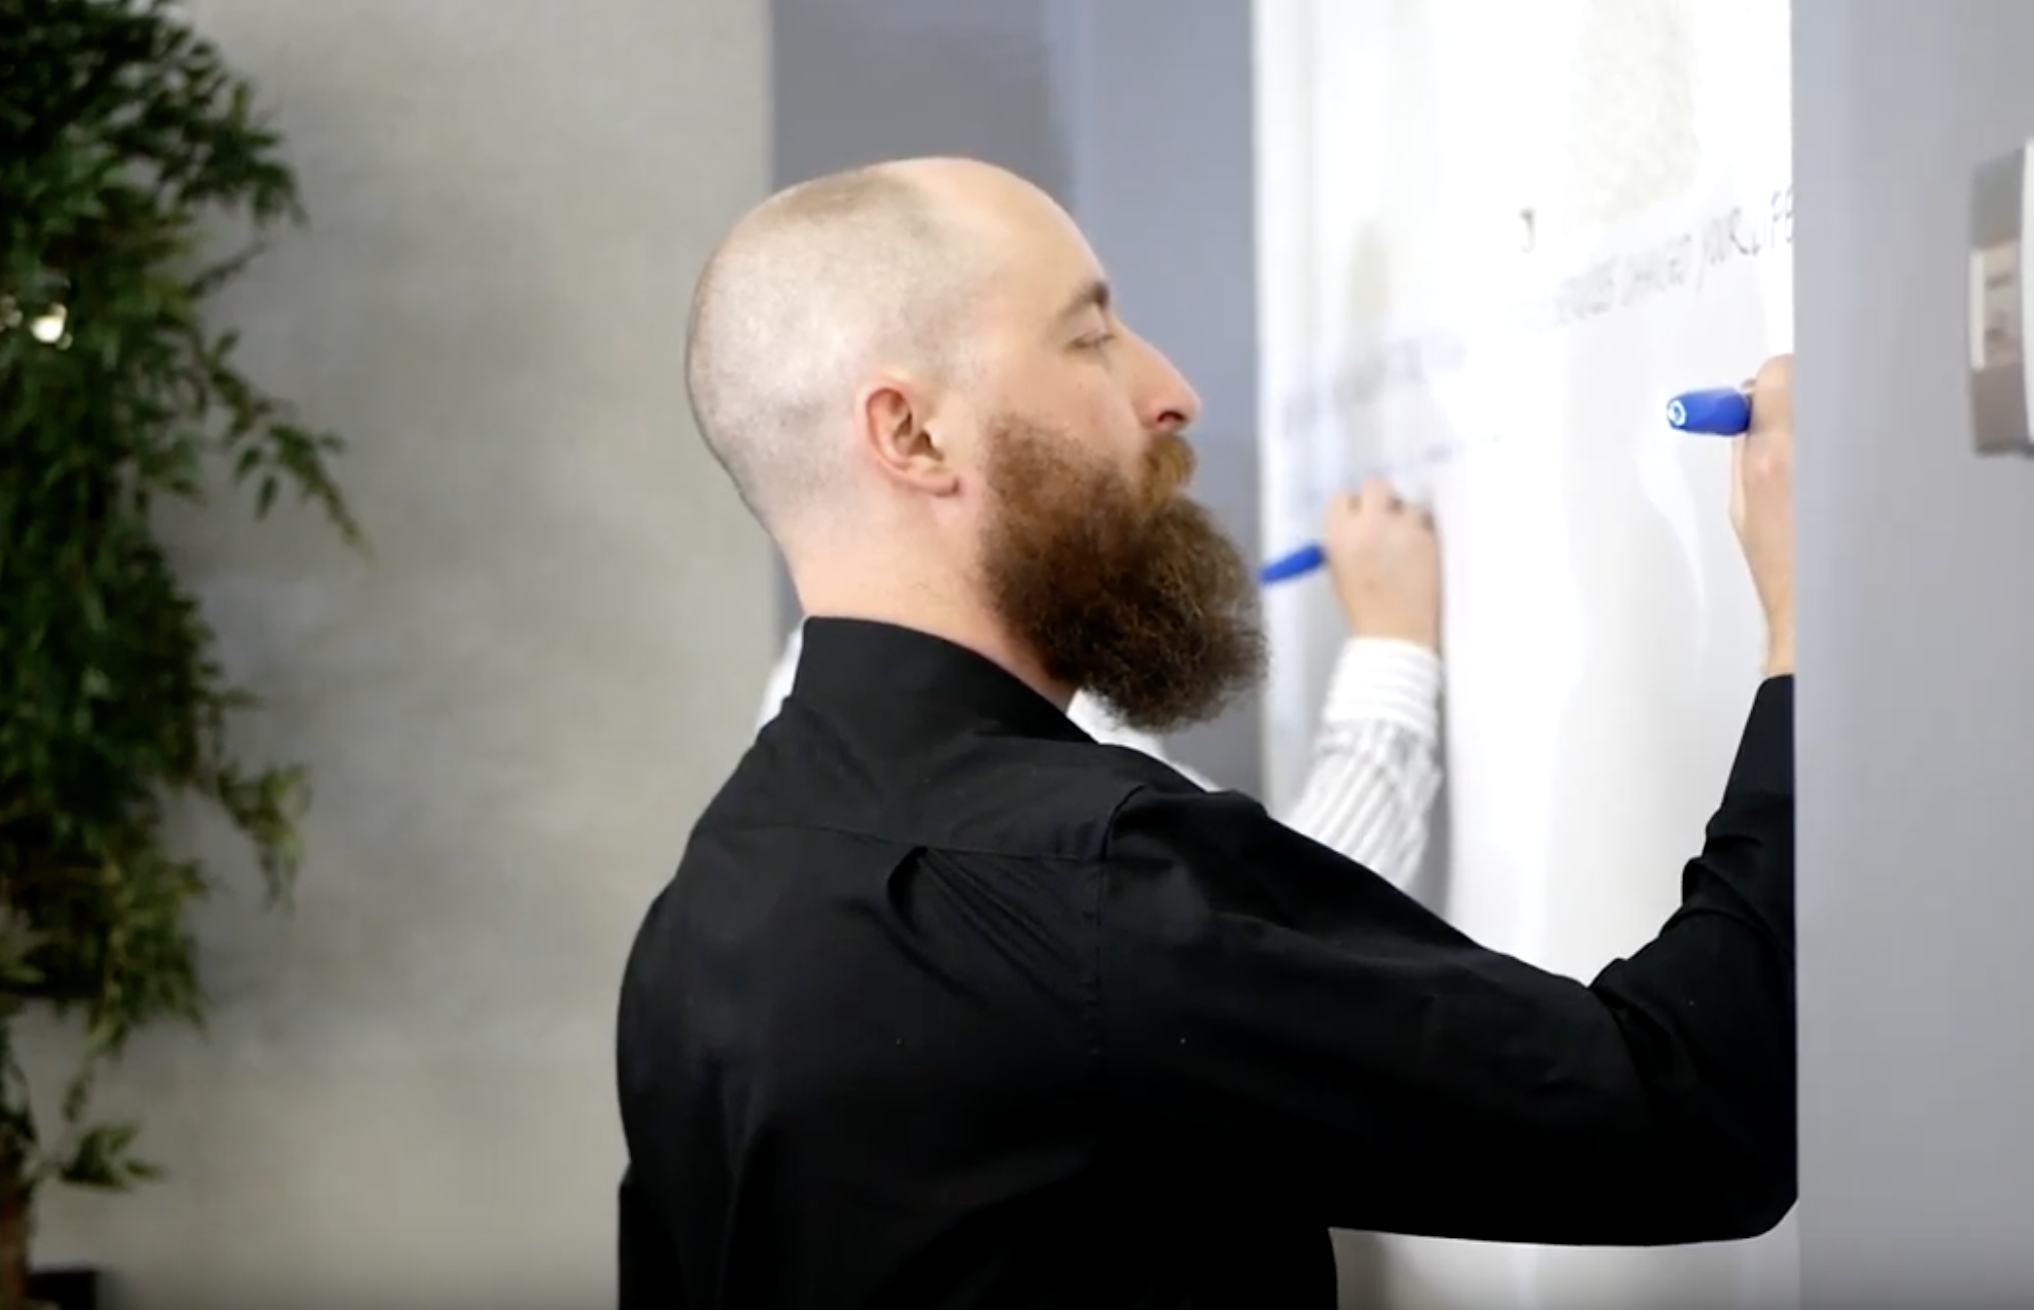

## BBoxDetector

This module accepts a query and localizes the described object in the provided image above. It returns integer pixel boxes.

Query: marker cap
[1665,387,1752,435]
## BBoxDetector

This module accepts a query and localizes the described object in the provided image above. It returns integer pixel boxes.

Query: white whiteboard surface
[1251,1,1798,1307]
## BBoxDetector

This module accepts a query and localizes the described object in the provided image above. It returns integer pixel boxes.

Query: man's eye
[1081,332,1116,350]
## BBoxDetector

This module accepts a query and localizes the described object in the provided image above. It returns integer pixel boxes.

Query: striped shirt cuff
[1321,638,1443,740]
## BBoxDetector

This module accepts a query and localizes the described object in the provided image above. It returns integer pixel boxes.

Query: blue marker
[1665,386,1752,435]
[1258,541,1325,585]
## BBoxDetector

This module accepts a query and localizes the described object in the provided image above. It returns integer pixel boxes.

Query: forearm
[1580,674,1797,1231]
[1099,677,1794,1247]
[1280,638,1443,890]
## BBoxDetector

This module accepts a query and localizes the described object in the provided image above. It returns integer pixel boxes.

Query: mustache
[1145,434,1196,502]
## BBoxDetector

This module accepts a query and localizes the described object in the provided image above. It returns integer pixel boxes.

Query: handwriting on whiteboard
[1279,185,1793,436]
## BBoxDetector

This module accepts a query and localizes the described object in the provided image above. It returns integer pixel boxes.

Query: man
[755,483,1448,888]
[618,157,1796,1309]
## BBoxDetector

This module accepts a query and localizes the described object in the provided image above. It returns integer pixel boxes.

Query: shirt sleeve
[1092,677,1796,1247]
[1280,638,1443,891]
[753,626,803,735]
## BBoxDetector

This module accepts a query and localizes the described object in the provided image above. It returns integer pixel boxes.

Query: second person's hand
[1322,477,1442,653]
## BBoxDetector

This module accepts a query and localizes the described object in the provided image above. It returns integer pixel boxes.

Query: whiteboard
[1250,1,1797,1307]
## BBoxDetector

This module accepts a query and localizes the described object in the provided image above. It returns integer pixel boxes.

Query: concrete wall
[1794,2,2034,1305]
[31,1,774,1304]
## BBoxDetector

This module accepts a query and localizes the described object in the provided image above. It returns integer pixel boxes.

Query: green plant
[0,1,361,1303]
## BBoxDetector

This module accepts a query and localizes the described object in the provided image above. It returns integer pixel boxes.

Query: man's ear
[854,375,961,497]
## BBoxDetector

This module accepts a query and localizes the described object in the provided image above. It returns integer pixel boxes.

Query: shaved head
[685,162,993,530]
[687,156,1257,731]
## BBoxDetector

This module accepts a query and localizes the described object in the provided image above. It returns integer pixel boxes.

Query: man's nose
[1132,332,1201,433]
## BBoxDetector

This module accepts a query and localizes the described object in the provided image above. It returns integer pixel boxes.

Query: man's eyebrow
[1054,277,1111,324]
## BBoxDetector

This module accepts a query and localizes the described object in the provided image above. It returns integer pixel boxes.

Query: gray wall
[770,0,1265,796]
[32,1,774,1305]
[1795,2,2034,1305]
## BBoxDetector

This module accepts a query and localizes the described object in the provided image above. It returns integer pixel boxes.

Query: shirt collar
[791,617,1092,745]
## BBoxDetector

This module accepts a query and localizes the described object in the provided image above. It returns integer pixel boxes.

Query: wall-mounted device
[1969,140,2034,455]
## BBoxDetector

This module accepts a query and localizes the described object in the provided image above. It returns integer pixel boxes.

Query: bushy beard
[978,418,1266,734]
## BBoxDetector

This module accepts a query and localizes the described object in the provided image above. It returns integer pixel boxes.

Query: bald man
[617,159,1798,1310]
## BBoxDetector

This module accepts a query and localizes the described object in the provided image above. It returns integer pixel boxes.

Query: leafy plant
[0,1,360,1303]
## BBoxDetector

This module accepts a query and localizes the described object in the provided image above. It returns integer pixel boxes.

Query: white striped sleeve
[1280,638,1444,892]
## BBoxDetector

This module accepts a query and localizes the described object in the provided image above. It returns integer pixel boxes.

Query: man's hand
[1323,478,1442,652]
[1730,354,1796,676]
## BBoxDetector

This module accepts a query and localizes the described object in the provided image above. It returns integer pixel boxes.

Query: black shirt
[616,618,1795,1309]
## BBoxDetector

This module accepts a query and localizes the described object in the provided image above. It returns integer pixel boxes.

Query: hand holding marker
[1255,383,1755,585]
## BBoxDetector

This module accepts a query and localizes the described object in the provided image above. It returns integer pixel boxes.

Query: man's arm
[1279,478,1446,890]
[1093,676,1795,1246]
[1281,637,1443,890]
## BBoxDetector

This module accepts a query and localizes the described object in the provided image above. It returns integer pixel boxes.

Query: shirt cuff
[1320,638,1443,740]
